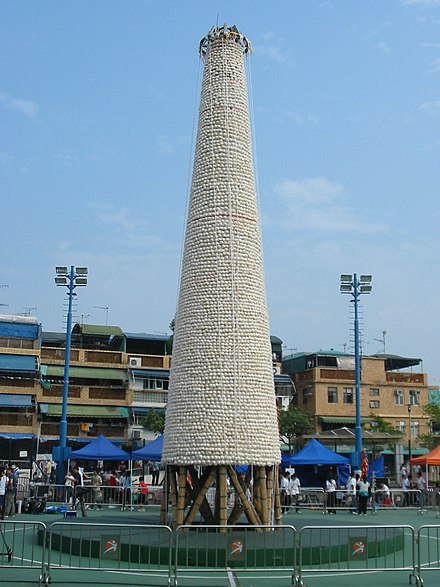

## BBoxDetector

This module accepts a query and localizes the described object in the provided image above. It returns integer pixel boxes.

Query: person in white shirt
[326,474,337,514]
[0,468,7,520]
[280,472,290,513]
[346,474,358,513]
[416,472,426,506]
[289,473,302,514]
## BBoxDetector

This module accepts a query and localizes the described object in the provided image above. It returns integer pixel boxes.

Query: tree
[279,406,313,455]
[166,317,175,355]
[139,409,165,435]
[366,413,399,435]
[418,404,440,449]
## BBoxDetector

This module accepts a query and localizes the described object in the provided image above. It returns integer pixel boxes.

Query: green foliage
[166,317,175,354]
[139,409,165,435]
[418,404,440,449]
[279,405,313,455]
[366,413,399,434]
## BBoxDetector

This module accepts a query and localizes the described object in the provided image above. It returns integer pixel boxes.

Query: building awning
[0,394,33,408]
[39,404,129,419]
[0,354,37,373]
[131,370,169,379]
[319,416,370,424]
[72,324,124,337]
[0,433,35,439]
[44,366,127,381]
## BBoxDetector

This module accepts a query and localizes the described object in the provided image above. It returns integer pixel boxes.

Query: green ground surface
[1,505,439,586]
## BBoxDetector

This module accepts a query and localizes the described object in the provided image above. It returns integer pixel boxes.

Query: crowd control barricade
[389,488,424,510]
[0,520,48,585]
[174,524,296,586]
[416,524,440,586]
[46,521,173,585]
[296,524,416,587]
[298,488,325,511]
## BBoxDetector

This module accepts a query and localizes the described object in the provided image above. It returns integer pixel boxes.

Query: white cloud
[405,0,440,5]
[375,41,391,55]
[254,32,290,65]
[430,57,440,72]
[0,92,38,119]
[273,178,387,234]
[420,99,440,115]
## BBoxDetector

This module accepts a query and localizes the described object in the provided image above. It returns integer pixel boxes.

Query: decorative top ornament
[199,24,252,57]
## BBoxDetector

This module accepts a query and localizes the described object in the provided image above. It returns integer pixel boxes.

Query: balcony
[386,372,426,385]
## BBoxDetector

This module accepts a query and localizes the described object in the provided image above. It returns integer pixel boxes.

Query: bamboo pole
[227,466,262,527]
[184,466,216,525]
[267,466,274,525]
[253,466,262,518]
[159,465,169,525]
[219,465,228,531]
[274,467,283,525]
[174,466,187,528]
[259,466,269,526]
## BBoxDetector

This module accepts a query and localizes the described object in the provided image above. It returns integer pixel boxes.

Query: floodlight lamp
[359,285,372,293]
[75,267,88,276]
[360,275,372,283]
[340,274,352,283]
[55,277,68,286]
[55,266,68,276]
[74,277,88,286]
[340,284,352,293]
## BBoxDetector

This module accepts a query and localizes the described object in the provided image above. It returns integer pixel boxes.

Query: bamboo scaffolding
[184,466,216,525]
[227,466,262,527]
[174,466,188,528]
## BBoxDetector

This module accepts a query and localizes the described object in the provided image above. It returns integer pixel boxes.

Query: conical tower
[161,24,281,528]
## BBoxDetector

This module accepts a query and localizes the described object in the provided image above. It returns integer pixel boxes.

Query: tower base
[160,464,282,529]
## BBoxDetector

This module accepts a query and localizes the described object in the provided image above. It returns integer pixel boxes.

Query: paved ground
[1,505,439,586]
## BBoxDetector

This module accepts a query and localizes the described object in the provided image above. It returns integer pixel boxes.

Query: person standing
[0,467,6,520]
[416,472,426,506]
[138,476,149,511]
[326,474,337,514]
[151,461,160,486]
[280,472,290,514]
[91,469,103,510]
[4,467,15,518]
[403,474,412,506]
[289,473,302,514]
[357,475,371,516]
[346,473,358,514]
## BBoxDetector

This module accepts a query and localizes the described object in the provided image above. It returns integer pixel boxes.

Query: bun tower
[161,24,281,528]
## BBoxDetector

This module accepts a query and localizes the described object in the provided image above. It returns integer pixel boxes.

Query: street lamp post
[408,403,413,465]
[340,273,373,469]
[54,266,88,485]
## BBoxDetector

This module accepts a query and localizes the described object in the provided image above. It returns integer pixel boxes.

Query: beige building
[283,350,431,455]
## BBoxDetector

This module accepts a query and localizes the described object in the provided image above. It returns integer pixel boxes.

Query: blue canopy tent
[284,439,350,487]
[68,434,130,461]
[132,435,163,462]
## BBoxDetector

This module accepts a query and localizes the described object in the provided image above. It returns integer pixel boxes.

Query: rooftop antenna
[94,306,109,326]
[374,330,387,355]
[21,307,37,317]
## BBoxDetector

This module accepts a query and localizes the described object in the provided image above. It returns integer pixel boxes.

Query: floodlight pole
[353,273,362,463]
[54,265,87,486]
[340,273,372,469]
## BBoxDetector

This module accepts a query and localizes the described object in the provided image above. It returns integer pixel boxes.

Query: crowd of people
[63,463,157,510]
[0,464,21,519]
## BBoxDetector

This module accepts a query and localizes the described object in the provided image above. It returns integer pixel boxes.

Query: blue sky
[1,1,439,384]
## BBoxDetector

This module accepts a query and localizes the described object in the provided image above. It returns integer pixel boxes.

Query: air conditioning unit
[273,365,281,375]
[129,357,142,368]
[132,429,142,440]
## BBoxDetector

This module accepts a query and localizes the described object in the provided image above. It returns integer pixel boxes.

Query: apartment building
[283,350,431,455]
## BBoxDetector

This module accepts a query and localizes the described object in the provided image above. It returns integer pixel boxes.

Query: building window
[343,387,353,404]
[409,390,420,406]
[302,385,313,405]
[398,421,406,434]
[395,390,404,406]
[411,421,420,438]
[328,387,338,403]
[369,388,380,397]
[143,378,169,391]
[370,400,380,409]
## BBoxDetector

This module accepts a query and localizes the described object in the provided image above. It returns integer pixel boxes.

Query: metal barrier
[46,521,173,585]
[416,524,440,586]
[296,524,416,587]
[174,524,296,586]
[0,520,47,585]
